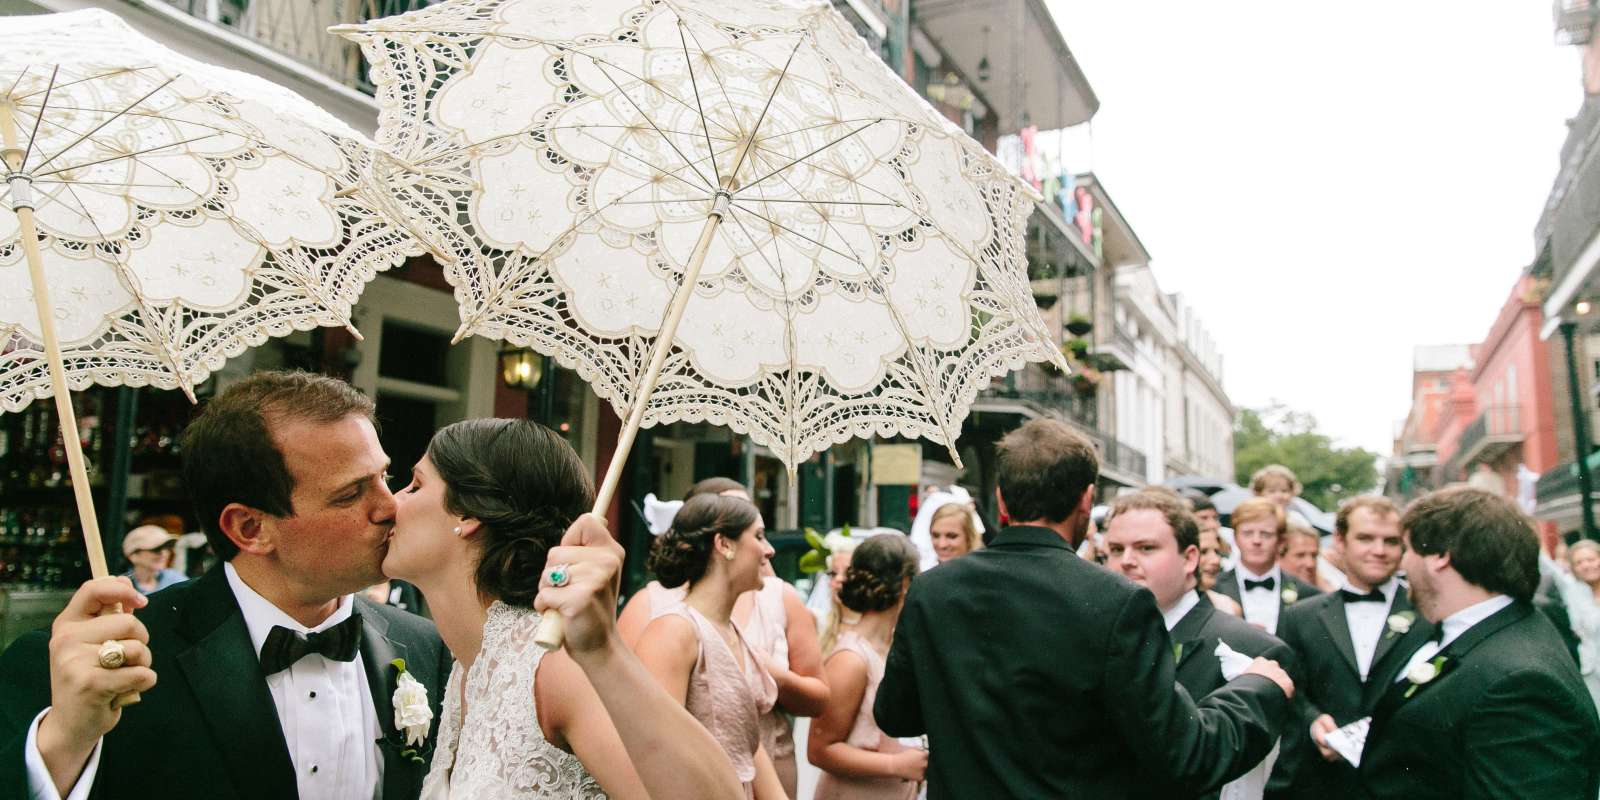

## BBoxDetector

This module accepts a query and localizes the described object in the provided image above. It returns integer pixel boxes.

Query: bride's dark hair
[426,418,594,607]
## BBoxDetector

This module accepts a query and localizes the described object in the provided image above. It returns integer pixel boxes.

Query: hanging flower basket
[1065,314,1093,337]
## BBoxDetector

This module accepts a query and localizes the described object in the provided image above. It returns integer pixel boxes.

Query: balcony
[1448,406,1523,478]
[1091,324,1135,372]
[1535,455,1600,527]
[1557,0,1598,45]
[158,0,436,94]
[973,366,1098,432]
[1100,435,1148,486]
[1537,92,1600,321]
[912,0,1098,133]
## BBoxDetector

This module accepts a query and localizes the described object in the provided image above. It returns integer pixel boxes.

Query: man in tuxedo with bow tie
[1358,487,1600,799]
[1214,499,1321,635]
[1103,488,1294,800]
[1272,496,1436,799]
[0,371,452,800]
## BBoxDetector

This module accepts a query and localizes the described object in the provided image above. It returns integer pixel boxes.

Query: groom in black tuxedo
[1272,495,1436,799]
[1359,487,1600,799]
[875,419,1295,798]
[0,371,451,800]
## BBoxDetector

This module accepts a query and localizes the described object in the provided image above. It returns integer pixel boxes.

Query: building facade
[1387,345,1474,504]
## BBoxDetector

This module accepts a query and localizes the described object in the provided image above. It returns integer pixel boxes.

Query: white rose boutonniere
[1386,611,1415,638]
[1281,587,1299,605]
[1403,655,1447,698]
[391,658,434,752]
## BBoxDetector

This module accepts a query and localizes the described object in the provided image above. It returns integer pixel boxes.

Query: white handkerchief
[642,493,683,536]
[1323,717,1371,767]
[1215,640,1255,681]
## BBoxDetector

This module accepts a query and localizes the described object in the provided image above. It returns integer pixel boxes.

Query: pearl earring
[724,550,735,562]
[453,526,462,537]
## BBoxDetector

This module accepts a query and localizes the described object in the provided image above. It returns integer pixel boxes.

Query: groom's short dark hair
[995,419,1098,524]
[181,371,375,561]
[1402,486,1540,602]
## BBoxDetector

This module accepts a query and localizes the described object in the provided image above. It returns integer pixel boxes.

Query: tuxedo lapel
[359,603,406,742]
[173,570,296,800]
[1435,602,1529,663]
[1167,597,1220,699]
[1371,603,1530,725]
[1215,570,1242,604]
[356,600,428,800]
[1369,588,1415,669]
[1316,594,1361,678]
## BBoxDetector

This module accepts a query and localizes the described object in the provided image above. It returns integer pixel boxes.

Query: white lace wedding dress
[420,602,608,799]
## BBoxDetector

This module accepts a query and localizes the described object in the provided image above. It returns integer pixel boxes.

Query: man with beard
[1273,496,1436,798]
[1358,488,1600,798]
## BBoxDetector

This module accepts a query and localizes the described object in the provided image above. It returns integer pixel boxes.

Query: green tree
[1234,404,1379,511]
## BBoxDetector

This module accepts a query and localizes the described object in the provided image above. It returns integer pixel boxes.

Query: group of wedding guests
[2,370,1598,800]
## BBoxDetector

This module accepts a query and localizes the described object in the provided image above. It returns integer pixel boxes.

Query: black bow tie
[1243,576,1276,592]
[1340,588,1387,604]
[259,615,362,675]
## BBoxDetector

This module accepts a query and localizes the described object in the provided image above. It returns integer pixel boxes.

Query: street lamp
[1561,303,1597,541]
[499,347,542,390]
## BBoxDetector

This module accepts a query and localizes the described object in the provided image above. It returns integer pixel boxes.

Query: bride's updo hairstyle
[426,418,595,607]
[647,493,760,588]
[839,533,919,614]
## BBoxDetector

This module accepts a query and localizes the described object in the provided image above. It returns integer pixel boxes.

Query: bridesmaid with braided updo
[634,493,786,799]
[809,533,927,799]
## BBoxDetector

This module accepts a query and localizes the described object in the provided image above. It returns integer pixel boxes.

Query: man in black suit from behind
[1359,487,1600,799]
[874,418,1295,799]
[1213,498,1321,636]
[1273,495,1437,798]
[0,371,452,800]
[1103,488,1295,800]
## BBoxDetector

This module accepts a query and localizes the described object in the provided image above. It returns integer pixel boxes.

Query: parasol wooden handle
[533,193,730,650]
[3,102,137,708]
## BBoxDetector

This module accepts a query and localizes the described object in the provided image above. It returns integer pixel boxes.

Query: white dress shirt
[27,564,383,800]
[1236,564,1286,634]
[1343,576,1400,681]
[1396,594,1516,684]
[1162,589,1202,632]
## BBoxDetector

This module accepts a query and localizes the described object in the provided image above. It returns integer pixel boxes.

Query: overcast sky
[1043,1,1580,454]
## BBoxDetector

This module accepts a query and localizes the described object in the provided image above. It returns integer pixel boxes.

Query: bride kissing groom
[0,370,745,800]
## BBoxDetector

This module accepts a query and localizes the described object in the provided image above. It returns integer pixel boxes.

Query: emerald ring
[547,563,572,588]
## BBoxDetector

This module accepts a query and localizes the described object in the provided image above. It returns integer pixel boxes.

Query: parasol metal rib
[727,39,802,189]
[589,59,713,191]
[677,18,721,187]
[18,65,58,172]
[736,118,883,197]
[35,131,222,178]
[30,75,178,174]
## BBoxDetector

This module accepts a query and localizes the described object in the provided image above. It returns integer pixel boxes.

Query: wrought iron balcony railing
[1101,434,1148,481]
[1445,405,1522,480]
[159,0,437,94]
[980,366,1098,431]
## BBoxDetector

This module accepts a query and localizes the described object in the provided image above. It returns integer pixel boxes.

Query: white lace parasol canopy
[0,9,420,412]
[343,0,1065,470]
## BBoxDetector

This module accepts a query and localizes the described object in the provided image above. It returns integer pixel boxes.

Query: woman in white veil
[908,488,986,572]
